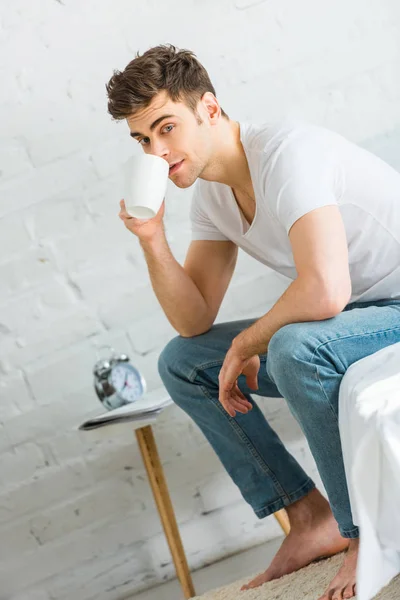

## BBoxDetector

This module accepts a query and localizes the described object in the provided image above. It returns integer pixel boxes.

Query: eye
[162,124,174,134]
[138,137,150,146]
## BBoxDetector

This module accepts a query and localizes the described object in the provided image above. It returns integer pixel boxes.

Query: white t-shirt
[190,120,400,302]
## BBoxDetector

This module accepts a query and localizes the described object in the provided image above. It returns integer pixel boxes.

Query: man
[106,44,400,600]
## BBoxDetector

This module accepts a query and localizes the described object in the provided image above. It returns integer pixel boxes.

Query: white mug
[123,154,169,219]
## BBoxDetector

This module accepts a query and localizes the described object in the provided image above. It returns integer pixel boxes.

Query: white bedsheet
[339,342,400,600]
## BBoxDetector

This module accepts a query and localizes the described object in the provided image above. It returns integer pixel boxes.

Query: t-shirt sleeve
[265,128,338,234]
[190,182,230,241]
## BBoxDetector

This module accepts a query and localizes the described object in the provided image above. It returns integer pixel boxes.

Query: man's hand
[218,345,260,418]
[119,199,165,242]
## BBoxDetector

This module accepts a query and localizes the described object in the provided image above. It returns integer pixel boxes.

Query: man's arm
[141,235,238,337]
[119,198,237,338]
[233,205,352,357]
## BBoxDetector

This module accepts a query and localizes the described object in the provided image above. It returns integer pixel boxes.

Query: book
[78,388,173,430]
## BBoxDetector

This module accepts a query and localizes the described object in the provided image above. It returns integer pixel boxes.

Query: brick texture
[1,0,400,598]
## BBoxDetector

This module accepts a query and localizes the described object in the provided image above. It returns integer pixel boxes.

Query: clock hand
[122,373,128,389]
[123,373,132,390]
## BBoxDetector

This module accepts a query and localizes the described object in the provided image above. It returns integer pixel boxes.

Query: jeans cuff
[254,479,316,519]
[339,525,359,539]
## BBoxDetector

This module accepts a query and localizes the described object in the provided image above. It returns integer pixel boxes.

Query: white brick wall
[1,0,400,598]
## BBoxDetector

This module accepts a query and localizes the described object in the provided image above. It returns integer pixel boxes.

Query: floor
[128,536,284,600]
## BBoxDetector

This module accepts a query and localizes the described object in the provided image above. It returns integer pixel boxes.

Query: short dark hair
[106,44,228,121]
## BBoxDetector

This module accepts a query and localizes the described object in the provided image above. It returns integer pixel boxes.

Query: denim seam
[188,359,224,383]
[187,356,267,384]
[340,525,360,539]
[314,365,339,420]
[254,478,316,518]
[309,325,400,418]
[310,324,400,365]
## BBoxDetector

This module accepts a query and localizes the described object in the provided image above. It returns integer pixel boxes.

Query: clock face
[109,363,145,404]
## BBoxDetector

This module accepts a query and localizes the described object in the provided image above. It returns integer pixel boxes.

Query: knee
[158,335,195,384]
[158,335,187,383]
[267,322,315,382]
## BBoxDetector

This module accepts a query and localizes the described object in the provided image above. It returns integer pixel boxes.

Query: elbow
[317,297,347,320]
[176,308,216,338]
[176,319,214,338]
[178,325,213,338]
[316,280,352,320]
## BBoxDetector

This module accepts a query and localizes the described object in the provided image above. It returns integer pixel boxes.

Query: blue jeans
[158,299,400,538]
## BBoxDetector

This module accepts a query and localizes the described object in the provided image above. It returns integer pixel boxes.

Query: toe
[343,586,354,599]
[343,580,357,599]
[241,573,265,590]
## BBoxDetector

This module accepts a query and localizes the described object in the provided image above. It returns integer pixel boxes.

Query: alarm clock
[93,350,147,410]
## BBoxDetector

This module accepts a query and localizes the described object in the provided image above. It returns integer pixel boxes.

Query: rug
[193,553,400,600]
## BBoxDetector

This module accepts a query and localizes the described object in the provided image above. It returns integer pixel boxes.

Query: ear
[200,92,221,125]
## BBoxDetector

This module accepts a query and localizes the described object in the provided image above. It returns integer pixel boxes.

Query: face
[126,91,216,188]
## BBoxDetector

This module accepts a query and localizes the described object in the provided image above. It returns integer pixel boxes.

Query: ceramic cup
[123,154,169,219]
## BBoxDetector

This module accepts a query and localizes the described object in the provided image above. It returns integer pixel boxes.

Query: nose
[151,139,169,161]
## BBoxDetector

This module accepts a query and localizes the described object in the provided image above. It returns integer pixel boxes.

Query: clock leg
[135,425,196,599]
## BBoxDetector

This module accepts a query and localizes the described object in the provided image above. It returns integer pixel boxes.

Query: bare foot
[241,489,349,591]
[318,538,359,600]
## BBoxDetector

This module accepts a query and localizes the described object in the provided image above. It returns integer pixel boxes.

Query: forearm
[140,233,212,337]
[234,275,350,357]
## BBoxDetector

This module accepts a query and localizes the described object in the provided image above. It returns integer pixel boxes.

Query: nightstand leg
[135,425,196,599]
[273,508,291,535]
